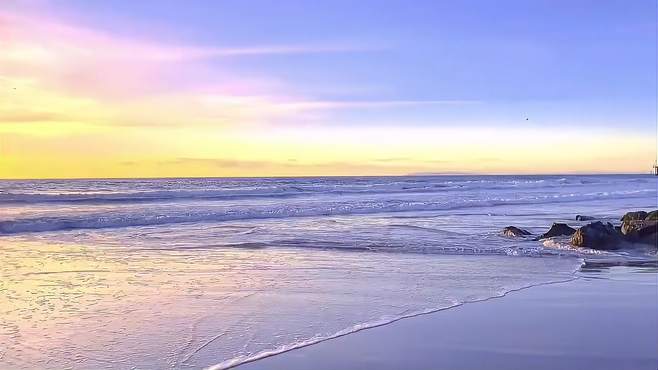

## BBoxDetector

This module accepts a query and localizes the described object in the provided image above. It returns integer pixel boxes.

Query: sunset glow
[1,1,655,178]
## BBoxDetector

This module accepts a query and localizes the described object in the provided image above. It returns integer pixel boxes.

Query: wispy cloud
[0,9,375,103]
[1,7,478,137]
[0,11,371,61]
[180,44,377,59]
[160,158,275,169]
[373,157,413,162]
[0,111,68,123]
[0,8,395,134]
[158,157,433,174]
[372,157,454,164]
[274,99,480,111]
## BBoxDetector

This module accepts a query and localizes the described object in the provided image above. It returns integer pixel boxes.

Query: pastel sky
[1,0,656,178]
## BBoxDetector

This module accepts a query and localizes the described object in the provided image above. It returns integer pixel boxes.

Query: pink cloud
[3,9,465,130]
[0,10,368,100]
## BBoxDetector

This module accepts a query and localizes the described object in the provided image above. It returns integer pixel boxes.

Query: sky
[0,0,656,178]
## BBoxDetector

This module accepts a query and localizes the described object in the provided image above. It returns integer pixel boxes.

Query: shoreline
[0,173,651,181]
[209,272,582,370]
[237,265,658,370]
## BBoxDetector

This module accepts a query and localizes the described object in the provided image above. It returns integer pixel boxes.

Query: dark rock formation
[502,226,531,237]
[535,223,576,240]
[621,219,658,247]
[645,210,658,221]
[620,211,648,222]
[571,221,622,250]
[576,215,595,221]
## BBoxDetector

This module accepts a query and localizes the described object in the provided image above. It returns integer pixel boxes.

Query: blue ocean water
[0,175,656,369]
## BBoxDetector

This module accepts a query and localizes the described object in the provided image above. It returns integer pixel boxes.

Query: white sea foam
[205,269,582,370]
[0,187,654,234]
[542,237,609,255]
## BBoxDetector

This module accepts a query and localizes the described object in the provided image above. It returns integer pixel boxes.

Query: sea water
[0,175,655,369]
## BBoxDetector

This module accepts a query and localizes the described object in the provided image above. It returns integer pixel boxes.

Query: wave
[205,270,582,370]
[387,224,468,236]
[1,188,653,235]
[542,237,658,260]
[0,189,318,204]
[141,238,543,256]
[1,175,650,205]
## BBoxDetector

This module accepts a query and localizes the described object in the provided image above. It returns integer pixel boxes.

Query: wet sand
[238,265,658,370]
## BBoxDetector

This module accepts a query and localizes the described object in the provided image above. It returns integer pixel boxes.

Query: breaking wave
[0,188,653,234]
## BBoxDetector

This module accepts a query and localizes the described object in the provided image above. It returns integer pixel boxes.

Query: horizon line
[0,173,652,181]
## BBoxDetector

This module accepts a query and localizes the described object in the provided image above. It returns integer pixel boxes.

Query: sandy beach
[240,265,658,370]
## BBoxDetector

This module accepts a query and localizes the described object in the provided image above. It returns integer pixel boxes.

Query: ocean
[0,175,656,369]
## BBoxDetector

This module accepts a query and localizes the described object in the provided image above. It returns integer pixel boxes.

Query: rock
[621,219,657,237]
[571,221,622,250]
[621,220,637,235]
[502,226,531,237]
[620,211,648,222]
[645,210,658,221]
[576,215,595,221]
[621,219,658,246]
[535,223,576,240]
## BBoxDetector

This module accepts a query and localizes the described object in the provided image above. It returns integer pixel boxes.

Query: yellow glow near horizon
[1,120,653,178]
